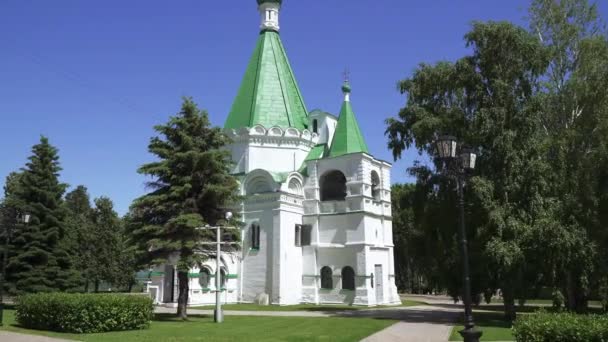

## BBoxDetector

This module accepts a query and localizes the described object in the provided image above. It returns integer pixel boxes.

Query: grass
[190,300,424,311]
[0,309,396,342]
[449,312,514,341]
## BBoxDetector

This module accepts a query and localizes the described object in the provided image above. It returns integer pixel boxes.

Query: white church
[148,0,400,307]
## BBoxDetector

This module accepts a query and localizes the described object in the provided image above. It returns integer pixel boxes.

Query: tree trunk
[84,280,89,293]
[94,280,99,293]
[176,271,189,320]
[502,287,516,321]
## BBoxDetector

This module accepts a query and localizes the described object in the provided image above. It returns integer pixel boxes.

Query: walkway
[0,331,72,342]
[155,304,462,341]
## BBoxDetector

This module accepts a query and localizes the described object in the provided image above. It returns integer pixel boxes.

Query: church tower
[150,0,400,307]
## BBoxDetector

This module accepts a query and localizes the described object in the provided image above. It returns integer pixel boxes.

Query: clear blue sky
[2,1,606,215]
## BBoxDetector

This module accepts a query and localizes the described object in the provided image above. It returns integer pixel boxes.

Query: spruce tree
[129,98,239,319]
[91,197,122,291]
[6,137,81,294]
[64,186,96,291]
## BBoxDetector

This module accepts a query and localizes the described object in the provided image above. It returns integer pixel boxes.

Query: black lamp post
[0,208,30,327]
[434,135,481,342]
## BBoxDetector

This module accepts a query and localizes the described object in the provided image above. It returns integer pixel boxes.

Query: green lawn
[190,300,424,311]
[0,310,396,342]
[449,312,514,341]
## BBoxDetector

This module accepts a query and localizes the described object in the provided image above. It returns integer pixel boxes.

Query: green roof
[298,144,327,176]
[327,85,369,157]
[225,31,308,130]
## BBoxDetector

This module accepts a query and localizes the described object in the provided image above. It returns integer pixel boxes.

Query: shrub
[16,293,153,333]
[513,310,608,342]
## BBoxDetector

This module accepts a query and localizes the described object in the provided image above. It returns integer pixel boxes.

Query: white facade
[149,117,400,307]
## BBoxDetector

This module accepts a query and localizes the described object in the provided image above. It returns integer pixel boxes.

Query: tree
[129,97,239,319]
[5,136,81,294]
[529,0,608,312]
[386,21,551,319]
[64,185,96,291]
[90,197,123,291]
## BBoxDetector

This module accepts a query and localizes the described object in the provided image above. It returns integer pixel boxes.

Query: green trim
[188,273,200,278]
[149,272,165,277]
[225,31,308,130]
[250,247,260,251]
[227,274,239,279]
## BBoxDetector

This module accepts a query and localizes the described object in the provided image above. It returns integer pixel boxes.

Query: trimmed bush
[16,293,153,333]
[513,310,608,342]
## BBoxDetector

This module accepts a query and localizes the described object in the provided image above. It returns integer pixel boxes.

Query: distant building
[149,0,400,307]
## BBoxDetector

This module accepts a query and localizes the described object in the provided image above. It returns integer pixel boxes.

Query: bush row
[513,310,608,342]
[16,293,153,333]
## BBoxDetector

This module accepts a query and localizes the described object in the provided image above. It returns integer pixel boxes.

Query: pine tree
[129,97,239,319]
[91,197,123,291]
[6,136,81,294]
[64,186,96,291]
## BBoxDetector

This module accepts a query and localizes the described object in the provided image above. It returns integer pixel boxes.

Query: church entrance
[374,264,383,304]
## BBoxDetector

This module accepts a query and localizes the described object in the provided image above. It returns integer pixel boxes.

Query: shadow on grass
[153,313,211,322]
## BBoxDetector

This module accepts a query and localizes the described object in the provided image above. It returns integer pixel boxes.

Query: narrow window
[251,223,260,249]
[321,266,333,289]
[301,225,312,246]
[295,224,302,247]
[371,171,381,201]
[313,119,318,134]
[341,267,355,290]
[199,268,211,289]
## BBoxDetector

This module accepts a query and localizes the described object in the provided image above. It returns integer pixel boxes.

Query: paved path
[0,331,72,342]
[156,304,463,341]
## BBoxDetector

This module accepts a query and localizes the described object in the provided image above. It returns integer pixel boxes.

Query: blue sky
[2,1,606,215]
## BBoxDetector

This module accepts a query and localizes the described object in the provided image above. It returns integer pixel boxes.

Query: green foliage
[128,97,239,317]
[4,137,81,294]
[513,310,608,342]
[15,293,153,333]
[387,0,608,318]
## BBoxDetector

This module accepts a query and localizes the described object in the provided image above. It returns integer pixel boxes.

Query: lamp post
[0,209,30,327]
[434,135,481,342]
[198,211,237,324]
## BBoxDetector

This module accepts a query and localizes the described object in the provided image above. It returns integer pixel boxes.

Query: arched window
[341,266,355,290]
[371,171,381,200]
[251,223,260,249]
[320,170,347,201]
[313,119,318,134]
[199,268,211,289]
[321,266,333,289]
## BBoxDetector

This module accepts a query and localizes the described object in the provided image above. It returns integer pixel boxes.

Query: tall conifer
[6,137,80,294]
[129,98,239,319]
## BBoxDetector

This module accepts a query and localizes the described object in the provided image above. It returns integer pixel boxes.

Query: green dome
[341,81,351,94]
[257,0,282,5]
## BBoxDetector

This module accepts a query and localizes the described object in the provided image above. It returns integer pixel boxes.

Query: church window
[251,223,260,249]
[199,268,211,289]
[295,224,302,246]
[320,170,347,201]
[321,266,333,289]
[313,119,318,134]
[341,267,355,290]
[294,224,312,246]
[301,225,312,246]
[371,171,381,200]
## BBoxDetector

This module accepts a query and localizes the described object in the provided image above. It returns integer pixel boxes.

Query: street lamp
[0,209,30,327]
[197,211,238,324]
[434,136,482,342]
